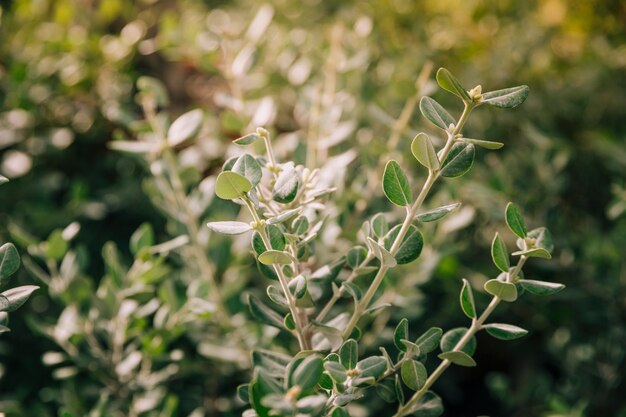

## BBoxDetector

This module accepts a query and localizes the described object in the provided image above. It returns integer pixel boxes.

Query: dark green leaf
[291,355,323,393]
[436,68,470,101]
[394,318,409,352]
[234,133,260,145]
[339,339,358,369]
[438,351,476,367]
[371,213,389,239]
[130,223,154,256]
[324,361,347,383]
[411,133,440,170]
[233,154,263,187]
[356,356,387,379]
[411,391,443,417]
[440,143,475,178]
[347,246,368,268]
[519,279,565,296]
[291,216,310,234]
[0,243,20,286]
[237,384,250,403]
[491,232,510,272]
[288,275,307,299]
[383,160,412,207]
[416,203,461,222]
[484,279,518,302]
[401,359,427,391]
[1,285,39,312]
[481,85,529,108]
[419,97,455,130]
[483,323,528,340]
[505,202,527,239]
[440,327,476,355]
[376,378,398,403]
[460,278,476,319]
[248,294,284,328]
[384,224,424,264]
[415,327,443,354]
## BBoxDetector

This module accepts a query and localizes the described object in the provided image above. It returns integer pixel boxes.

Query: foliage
[0,0,625,416]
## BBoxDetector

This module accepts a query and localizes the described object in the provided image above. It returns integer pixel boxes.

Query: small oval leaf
[438,351,476,367]
[401,359,428,391]
[215,171,252,200]
[460,278,476,319]
[168,109,203,146]
[484,279,518,302]
[383,160,413,207]
[207,221,252,235]
[505,202,527,239]
[483,323,528,340]
[411,133,440,170]
[436,68,470,101]
[519,279,565,296]
[491,232,510,272]
[440,143,475,178]
[481,85,529,108]
[419,96,455,130]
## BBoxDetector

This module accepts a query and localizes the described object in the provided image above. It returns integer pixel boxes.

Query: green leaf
[130,223,154,256]
[384,224,424,265]
[46,229,68,261]
[207,221,253,235]
[339,339,358,369]
[512,248,552,259]
[415,327,443,354]
[519,279,565,296]
[215,171,252,200]
[440,143,475,178]
[438,351,476,367]
[411,133,440,170]
[483,323,528,340]
[401,359,428,391]
[415,203,461,222]
[383,160,412,207]
[266,285,288,306]
[168,109,203,146]
[288,275,307,299]
[324,361,347,383]
[481,85,529,108]
[346,246,368,268]
[440,327,476,355]
[356,356,388,379]
[527,227,554,253]
[371,213,389,239]
[291,355,323,393]
[1,285,39,312]
[491,232,510,272]
[460,278,476,319]
[0,243,20,287]
[233,154,263,187]
[267,208,301,225]
[459,138,504,149]
[258,250,293,265]
[292,216,310,234]
[273,165,299,203]
[332,408,350,417]
[484,279,518,302]
[419,97,455,130]
[249,368,282,417]
[394,318,409,352]
[436,68,470,102]
[237,384,250,403]
[367,237,397,268]
[247,294,284,328]
[234,133,260,145]
[411,391,443,417]
[505,202,527,239]
[376,378,398,403]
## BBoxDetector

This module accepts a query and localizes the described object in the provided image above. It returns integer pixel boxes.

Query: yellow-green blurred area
[0,0,625,416]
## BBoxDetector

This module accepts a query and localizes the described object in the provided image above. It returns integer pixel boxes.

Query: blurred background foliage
[0,0,625,416]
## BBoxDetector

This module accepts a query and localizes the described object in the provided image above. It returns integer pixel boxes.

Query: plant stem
[242,197,311,350]
[342,103,476,339]
[394,256,528,417]
[315,252,375,323]
[143,102,229,319]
